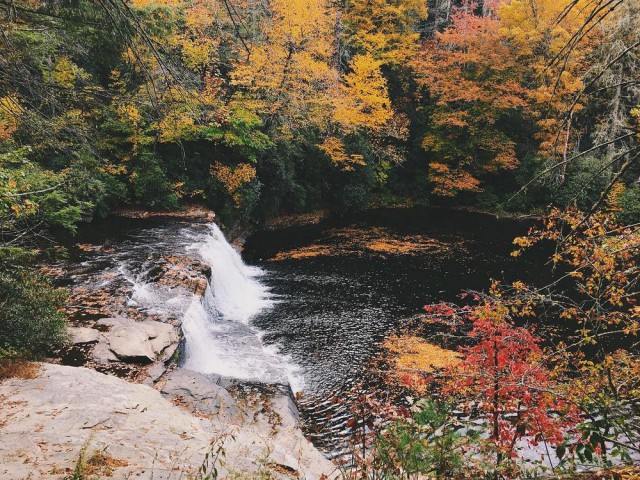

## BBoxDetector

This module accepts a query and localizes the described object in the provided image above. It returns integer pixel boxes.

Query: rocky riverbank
[59,251,211,382]
[0,364,335,479]
[0,214,336,479]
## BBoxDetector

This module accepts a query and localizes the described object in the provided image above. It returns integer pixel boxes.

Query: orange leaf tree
[414,0,595,196]
[414,9,528,196]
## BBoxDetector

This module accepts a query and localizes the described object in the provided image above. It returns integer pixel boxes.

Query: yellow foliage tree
[498,0,595,178]
[51,57,87,88]
[319,136,365,170]
[342,0,427,65]
[0,97,20,141]
[231,0,338,136]
[210,161,257,205]
[333,54,394,134]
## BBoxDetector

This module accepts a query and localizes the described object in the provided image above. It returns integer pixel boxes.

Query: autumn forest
[1,0,640,477]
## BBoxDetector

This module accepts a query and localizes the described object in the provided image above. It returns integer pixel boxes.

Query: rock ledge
[0,364,336,479]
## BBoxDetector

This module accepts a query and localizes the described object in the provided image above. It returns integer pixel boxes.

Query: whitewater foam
[193,224,274,324]
[181,223,304,391]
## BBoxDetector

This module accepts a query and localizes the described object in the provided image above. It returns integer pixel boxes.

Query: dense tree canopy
[2,0,640,474]
[1,0,637,223]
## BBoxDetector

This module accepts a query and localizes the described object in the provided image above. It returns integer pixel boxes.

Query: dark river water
[243,207,543,454]
[59,207,545,457]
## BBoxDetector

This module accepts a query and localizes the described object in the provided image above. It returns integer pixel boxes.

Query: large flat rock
[0,364,336,479]
[107,324,156,361]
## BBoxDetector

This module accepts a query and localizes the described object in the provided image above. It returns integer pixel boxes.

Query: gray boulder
[142,362,167,386]
[0,363,338,479]
[107,325,156,362]
[68,326,101,344]
[139,321,177,352]
[91,340,119,363]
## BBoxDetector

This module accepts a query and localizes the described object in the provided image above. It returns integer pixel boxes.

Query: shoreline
[1,212,336,479]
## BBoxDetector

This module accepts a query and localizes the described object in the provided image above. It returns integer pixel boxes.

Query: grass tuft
[0,359,40,380]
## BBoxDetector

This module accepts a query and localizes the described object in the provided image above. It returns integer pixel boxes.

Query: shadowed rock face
[0,364,336,479]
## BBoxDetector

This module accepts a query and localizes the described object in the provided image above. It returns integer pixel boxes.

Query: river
[243,207,543,454]
[58,207,542,457]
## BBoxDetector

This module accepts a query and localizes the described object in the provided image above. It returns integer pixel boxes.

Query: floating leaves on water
[269,226,467,261]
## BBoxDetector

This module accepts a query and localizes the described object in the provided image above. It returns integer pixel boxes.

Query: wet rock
[66,283,130,323]
[161,368,240,419]
[68,326,100,344]
[152,255,211,296]
[114,205,214,220]
[38,265,66,278]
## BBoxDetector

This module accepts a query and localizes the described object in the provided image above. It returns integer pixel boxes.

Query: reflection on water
[244,207,541,455]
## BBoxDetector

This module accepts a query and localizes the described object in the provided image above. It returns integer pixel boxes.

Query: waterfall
[181,223,302,390]
[196,223,273,324]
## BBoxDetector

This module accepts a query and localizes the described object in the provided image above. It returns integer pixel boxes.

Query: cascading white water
[181,223,303,390]
[196,223,273,324]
